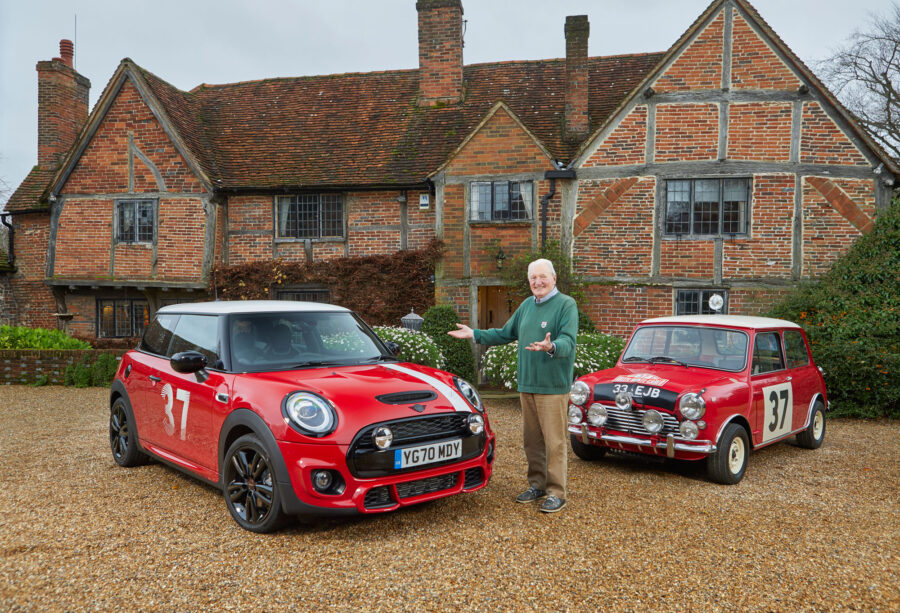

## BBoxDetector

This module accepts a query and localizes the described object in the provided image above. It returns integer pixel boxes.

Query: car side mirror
[171,351,209,376]
[384,341,400,356]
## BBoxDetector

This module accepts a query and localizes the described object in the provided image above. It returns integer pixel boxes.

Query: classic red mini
[110,301,494,532]
[567,315,827,484]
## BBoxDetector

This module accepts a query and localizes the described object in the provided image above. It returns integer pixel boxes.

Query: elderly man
[449,258,577,513]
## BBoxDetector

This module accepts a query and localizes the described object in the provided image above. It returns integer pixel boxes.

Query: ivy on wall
[212,240,444,326]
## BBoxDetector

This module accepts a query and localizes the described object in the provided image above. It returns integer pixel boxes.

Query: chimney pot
[59,39,74,67]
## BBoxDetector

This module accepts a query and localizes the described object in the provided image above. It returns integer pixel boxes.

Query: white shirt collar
[534,287,559,305]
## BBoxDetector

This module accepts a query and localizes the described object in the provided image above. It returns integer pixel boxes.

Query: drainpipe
[540,169,577,250]
[0,213,13,266]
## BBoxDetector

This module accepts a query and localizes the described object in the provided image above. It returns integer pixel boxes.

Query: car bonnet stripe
[382,364,472,413]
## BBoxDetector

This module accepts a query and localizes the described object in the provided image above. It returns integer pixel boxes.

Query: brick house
[3,0,897,341]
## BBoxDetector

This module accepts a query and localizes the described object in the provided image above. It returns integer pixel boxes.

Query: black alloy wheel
[109,397,146,467]
[223,434,286,533]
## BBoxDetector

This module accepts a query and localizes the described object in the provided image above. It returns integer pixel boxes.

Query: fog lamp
[313,470,333,491]
[568,405,584,425]
[373,426,393,449]
[587,403,608,427]
[468,413,485,434]
[679,421,699,440]
[642,409,664,434]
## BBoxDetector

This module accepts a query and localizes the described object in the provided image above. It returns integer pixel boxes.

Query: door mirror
[170,351,208,374]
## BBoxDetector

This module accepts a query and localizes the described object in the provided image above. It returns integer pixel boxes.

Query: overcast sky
[1,0,895,205]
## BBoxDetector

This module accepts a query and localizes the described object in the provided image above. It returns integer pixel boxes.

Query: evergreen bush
[0,325,91,350]
[73,361,92,388]
[421,305,476,382]
[766,201,899,418]
[373,326,445,369]
[91,354,120,387]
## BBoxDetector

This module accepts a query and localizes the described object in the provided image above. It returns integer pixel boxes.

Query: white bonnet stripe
[382,364,472,413]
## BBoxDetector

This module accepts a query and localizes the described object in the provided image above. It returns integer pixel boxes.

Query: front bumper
[568,424,716,458]
[275,431,495,515]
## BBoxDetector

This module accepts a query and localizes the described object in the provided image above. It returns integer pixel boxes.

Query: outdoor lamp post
[401,308,424,331]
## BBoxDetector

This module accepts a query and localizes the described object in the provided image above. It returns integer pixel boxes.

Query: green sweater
[474,292,578,394]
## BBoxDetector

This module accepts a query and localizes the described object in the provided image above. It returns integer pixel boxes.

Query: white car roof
[640,315,801,329]
[156,300,349,315]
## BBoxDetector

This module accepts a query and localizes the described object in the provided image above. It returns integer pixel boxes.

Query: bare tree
[817,3,900,161]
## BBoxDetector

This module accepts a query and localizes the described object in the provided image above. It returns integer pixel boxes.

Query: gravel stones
[1,389,897,611]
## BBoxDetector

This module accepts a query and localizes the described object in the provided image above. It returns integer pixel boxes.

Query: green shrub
[64,363,76,386]
[374,326,445,369]
[482,332,626,390]
[73,361,92,388]
[0,325,91,350]
[766,201,899,418]
[577,307,597,333]
[91,354,120,387]
[421,305,476,382]
[31,374,49,387]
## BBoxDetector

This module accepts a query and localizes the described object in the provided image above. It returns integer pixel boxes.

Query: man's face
[528,263,556,300]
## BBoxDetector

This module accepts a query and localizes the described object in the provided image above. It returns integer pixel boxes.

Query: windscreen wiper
[647,356,688,367]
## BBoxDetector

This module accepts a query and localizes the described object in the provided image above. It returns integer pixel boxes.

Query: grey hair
[528,258,556,277]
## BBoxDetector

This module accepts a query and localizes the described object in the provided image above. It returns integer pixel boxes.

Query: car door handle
[149,375,161,382]
[215,393,229,404]
[786,376,793,381]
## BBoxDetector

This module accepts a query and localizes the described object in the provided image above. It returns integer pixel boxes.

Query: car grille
[395,473,459,499]
[604,405,679,436]
[463,467,484,489]
[364,486,394,509]
[354,413,469,451]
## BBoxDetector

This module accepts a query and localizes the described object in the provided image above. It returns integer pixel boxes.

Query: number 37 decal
[161,383,191,440]
[761,382,792,443]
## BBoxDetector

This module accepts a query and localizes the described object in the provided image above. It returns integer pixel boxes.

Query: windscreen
[622,326,749,371]
[228,311,389,372]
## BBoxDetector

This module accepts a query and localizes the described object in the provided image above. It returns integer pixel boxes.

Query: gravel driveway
[0,387,897,611]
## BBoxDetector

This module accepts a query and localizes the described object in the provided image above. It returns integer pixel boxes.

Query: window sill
[468,220,534,227]
[662,234,748,241]
[274,237,345,244]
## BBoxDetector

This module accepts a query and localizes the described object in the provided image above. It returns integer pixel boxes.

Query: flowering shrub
[481,333,626,390]
[373,326,445,369]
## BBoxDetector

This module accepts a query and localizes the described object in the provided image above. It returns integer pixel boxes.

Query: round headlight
[615,391,633,411]
[642,409,664,434]
[678,393,706,420]
[283,392,336,436]
[455,377,484,412]
[587,403,608,427]
[570,380,591,406]
[567,405,584,424]
[468,413,485,434]
[373,425,393,449]
[679,420,699,440]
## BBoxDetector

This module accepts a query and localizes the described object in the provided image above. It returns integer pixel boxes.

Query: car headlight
[468,413,485,434]
[642,409,664,434]
[679,421,699,440]
[588,403,608,427]
[570,380,591,406]
[678,393,706,420]
[615,391,633,410]
[567,405,584,424]
[282,391,337,436]
[455,377,484,412]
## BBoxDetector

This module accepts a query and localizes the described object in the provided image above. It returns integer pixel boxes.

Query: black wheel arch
[109,380,146,455]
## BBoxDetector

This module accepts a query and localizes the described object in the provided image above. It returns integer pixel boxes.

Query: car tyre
[109,396,147,467]
[707,423,749,485]
[570,434,607,461]
[223,434,287,533]
[796,400,826,449]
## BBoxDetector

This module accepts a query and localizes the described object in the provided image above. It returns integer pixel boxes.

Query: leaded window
[470,181,533,221]
[675,289,728,315]
[277,288,331,303]
[276,194,344,239]
[665,178,749,236]
[98,299,149,338]
[116,200,155,243]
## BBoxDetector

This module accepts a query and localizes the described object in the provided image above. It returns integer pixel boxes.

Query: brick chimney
[36,39,90,168]
[416,0,464,107]
[565,15,590,141]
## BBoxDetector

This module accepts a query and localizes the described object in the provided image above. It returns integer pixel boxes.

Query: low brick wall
[0,349,128,385]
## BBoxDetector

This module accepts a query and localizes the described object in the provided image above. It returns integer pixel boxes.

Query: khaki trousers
[519,392,568,499]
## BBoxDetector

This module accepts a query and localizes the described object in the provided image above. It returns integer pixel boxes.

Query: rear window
[783,329,809,369]
[139,314,179,356]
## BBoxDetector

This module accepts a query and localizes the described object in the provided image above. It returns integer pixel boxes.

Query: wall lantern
[495,246,507,270]
[401,308,424,331]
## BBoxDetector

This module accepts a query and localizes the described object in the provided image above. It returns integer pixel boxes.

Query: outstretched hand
[526,332,553,352]
[448,323,474,340]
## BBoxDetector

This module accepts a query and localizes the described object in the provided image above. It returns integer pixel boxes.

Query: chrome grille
[604,404,679,436]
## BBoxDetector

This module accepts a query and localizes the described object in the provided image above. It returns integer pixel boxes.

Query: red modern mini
[110,301,494,532]
[567,315,827,484]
